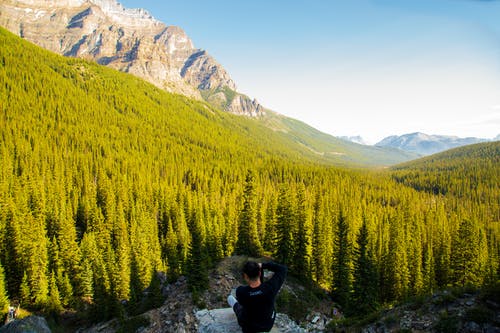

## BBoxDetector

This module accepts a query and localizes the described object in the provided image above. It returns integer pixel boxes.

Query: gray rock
[196,308,243,333]
[196,308,305,333]
[463,321,482,333]
[0,315,51,333]
[484,325,500,333]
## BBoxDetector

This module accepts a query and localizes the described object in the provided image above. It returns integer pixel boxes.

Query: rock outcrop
[0,0,263,116]
[196,308,305,333]
[0,315,51,333]
[76,256,336,333]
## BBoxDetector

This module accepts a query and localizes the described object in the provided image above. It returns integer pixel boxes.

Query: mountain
[262,113,419,166]
[376,132,490,156]
[0,0,262,116]
[0,0,417,166]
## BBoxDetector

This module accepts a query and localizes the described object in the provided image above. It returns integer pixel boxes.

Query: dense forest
[0,27,498,322]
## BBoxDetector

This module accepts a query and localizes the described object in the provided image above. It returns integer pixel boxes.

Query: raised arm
[262,261,287,292]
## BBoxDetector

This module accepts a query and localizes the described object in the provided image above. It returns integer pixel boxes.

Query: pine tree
[23,214,50,308]
[293,184,310,281]
[163,218,180,281]
[235,170,262,257]
[47,271,63,316]
[382,214,409,301]
[19,271,31,307]
[275,184,295,267]
[1,202,23,299]
[0,263,9,316]
[263,194,277,252]
[111,202,130,301]
[422,240,436,295]
[78,258,94,302]
[451,218,484,287]
[434,213,451,288]
[408,217,424,296]
[331,208,351,308]
[80,232,111,319]
[57,270,73,307]
[186,209,209,293]
[350,215,378,315]
[311,194,328,286]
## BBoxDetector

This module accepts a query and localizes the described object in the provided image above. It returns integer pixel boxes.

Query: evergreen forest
[0,27,499,322]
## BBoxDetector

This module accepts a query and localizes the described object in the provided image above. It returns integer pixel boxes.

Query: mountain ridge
[0,0,259,115]
[376,132,492,156]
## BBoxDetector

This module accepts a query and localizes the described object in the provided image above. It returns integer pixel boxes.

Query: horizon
[119,0,500,144]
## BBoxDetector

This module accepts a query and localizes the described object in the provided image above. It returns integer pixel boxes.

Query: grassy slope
[263,111,419,166]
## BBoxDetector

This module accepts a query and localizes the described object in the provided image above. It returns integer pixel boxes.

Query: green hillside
[200,85,419,166]
[392,141,499,200]
[261,111,419,165]
[0,27,498,328]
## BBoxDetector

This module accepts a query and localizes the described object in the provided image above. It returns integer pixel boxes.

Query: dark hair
[242,261,260,280]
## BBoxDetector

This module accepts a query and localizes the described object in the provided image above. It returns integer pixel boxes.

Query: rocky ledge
[0,315,51,333]
[196,308,305,333]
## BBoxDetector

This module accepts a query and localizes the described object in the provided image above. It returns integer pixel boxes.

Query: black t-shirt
[236,262,287,332]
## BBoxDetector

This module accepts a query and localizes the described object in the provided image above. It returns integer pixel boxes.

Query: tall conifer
[275,184,295,267]
[0,263,9,315]
[332,208,351,308]
[186,210,209,293]
[350,215,378,315]
[451,218,484,287]
[235,170,262,257]
[294,184,310,281]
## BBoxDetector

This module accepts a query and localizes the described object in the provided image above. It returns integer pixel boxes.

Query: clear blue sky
[119,0,500,143]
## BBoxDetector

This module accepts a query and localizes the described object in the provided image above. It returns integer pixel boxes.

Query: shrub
[434,313,459,333]
[464,305,494,324]
[117,315,150,333]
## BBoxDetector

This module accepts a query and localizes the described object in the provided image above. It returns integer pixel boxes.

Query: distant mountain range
[374,132,496,156]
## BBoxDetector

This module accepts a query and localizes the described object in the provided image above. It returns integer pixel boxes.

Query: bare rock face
[229,96,263,117]
[0,0,262,116]
[0,315,51,333]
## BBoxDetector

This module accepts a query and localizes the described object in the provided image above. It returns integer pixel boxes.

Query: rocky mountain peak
[0,0,263,116]
[88,0,154,20]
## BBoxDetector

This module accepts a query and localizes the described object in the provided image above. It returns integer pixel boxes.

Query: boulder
[196,308,305,333]
[0,315,51,333]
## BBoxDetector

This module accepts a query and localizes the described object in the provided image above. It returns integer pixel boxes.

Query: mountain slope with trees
[0,27,498,330]
[0,0,417,167]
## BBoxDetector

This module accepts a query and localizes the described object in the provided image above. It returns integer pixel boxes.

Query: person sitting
[227,261,287,333]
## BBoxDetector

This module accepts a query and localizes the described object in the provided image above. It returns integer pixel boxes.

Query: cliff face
[0,0,262,116]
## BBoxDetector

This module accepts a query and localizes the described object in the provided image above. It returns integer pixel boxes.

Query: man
[227,261,287,333]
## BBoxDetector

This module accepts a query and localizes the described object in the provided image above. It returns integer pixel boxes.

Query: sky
[119,0,500,144]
